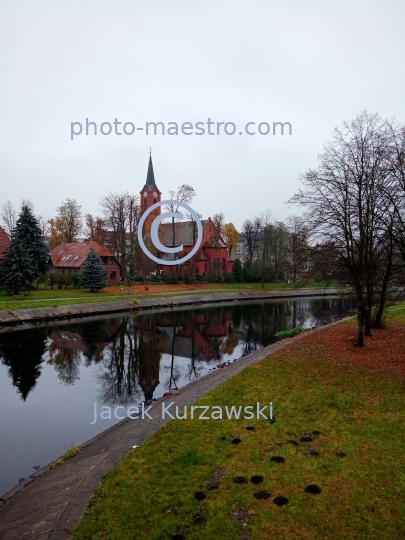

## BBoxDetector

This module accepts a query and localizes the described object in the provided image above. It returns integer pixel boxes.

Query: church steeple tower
[145,154,156,189]
[140,153,162,233]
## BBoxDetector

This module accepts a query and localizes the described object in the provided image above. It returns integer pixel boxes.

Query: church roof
[160,220,209,246]
[146,155,156,189]
[159,220,227,248]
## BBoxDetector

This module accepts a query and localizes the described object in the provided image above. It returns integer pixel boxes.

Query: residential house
[47,240,122,285]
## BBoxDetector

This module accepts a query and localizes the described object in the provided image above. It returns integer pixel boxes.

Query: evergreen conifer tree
[80,248,107,292]
[0,238,36,294]
[232,258,243,282]
[13,205,48,278]
[0,328,47,400]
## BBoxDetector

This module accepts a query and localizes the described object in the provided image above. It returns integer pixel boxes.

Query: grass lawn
[72,304,405,540]
[0,280,342,311]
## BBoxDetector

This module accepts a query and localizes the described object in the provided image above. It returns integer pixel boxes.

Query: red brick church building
[0,226,10,262]
[140,156,233,277]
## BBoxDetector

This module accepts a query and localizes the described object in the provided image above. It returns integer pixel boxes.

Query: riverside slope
[0,288,343,328]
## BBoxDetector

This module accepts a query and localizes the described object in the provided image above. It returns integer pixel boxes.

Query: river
[0,295,355,495]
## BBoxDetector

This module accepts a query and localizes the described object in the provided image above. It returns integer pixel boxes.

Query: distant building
[0,227,10,261]
[235,232,262,263]
[140,155,233,276]
[47,240,122,285]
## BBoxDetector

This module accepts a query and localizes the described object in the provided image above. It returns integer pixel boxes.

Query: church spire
[146,154,156,190]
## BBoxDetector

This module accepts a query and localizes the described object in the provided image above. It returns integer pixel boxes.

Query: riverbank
[0,281,342,312]
[1,305,404,539]
[0,288,346,328]
[72,304,405,540]
[0,315,319,540]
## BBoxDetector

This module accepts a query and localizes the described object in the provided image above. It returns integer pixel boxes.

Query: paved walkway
[0,334,301,540]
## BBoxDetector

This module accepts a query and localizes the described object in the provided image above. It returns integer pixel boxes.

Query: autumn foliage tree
[222,223,240,257]
[48,199,82,248]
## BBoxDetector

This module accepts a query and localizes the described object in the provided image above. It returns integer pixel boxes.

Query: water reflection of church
[138,311,231,361]
[0,299,354,404]
[45,310,232,405]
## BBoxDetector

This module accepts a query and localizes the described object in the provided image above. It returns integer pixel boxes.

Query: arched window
[153,198,156,204]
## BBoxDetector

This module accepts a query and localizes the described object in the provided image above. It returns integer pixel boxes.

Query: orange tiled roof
[48,241,121,268]
[0,227,10,260]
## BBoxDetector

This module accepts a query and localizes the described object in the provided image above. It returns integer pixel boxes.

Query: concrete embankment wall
[0,288,345,328]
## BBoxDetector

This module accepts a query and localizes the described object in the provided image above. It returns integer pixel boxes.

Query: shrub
[276,327,304,339]
[55,273,70,290]
[208,270,224,283]
[224,272,235,283]
[232,258,243,282]
[164,272,179,284]
[243,260,253,282]
[71,272,82,288]
[312,271,323,282]
[183,269,195,284]
[47,272,57,290]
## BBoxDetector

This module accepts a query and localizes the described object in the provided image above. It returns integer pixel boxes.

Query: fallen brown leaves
[104,282,223,296]
[294,322,405,381]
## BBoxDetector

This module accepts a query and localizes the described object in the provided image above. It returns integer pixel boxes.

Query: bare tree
[386,120,405,260]
[37,215,50,243]
[242,217,262,263]
[56,198,82,242]
[165,184,196,248]
[99,192,141,284]
[84,214,108,245]
[257,210,274,289]
[20,199,34,213]
[212,212,225,271]
[1,200,16,236]
[285,215,309,283]
[289,111,395,346]
[186,210,202,275]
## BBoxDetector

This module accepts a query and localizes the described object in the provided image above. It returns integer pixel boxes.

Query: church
[139,156,233,277]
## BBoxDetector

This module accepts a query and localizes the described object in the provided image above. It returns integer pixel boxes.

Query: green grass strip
[72,306,405,540]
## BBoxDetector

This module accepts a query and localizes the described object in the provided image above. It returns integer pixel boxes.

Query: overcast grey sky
[1,0,404,230]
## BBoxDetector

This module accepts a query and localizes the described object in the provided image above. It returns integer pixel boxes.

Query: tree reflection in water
[97,319,141,406]
[0,328,47,400]
[0,298,356,405]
